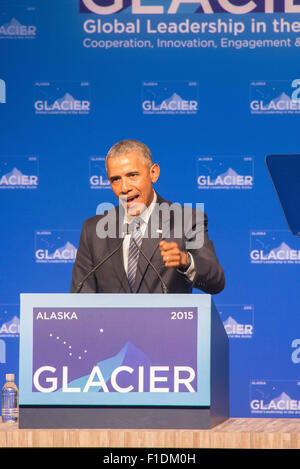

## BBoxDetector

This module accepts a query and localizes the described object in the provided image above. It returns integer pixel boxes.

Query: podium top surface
[20,292,213,309]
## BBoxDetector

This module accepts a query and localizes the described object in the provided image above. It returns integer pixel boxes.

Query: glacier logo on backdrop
[250,231,300,264]
[218,304,254,339]
[79,0,300,14]
[250,80,300,114]
[197,156,254,189]
[89,157,110,189]
[0,156,39,189]
[250,380,300,416]
[142,81,198,115]
[0,5,37,39]
[0,305,20,338]
[79,0,204,14]
[35,230,79,264]
[34,82,91,115]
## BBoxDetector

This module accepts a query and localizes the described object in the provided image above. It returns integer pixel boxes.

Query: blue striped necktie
[127,217,143,291]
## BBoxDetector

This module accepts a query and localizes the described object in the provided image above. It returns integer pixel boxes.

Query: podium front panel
[19,293,212,408]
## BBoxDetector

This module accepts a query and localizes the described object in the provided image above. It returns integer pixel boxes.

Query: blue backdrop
[1,0,300,418]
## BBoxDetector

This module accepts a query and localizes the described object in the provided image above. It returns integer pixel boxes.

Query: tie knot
[130,217,142,233]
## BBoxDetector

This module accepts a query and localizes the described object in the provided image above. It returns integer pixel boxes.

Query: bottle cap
[5,374,14,381]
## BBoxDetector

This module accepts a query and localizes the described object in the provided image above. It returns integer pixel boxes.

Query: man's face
[107,151,160,216]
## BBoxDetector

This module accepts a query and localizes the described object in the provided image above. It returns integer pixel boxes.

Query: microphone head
[123,223,130,235]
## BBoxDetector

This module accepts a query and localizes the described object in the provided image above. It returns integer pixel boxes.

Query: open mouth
[125,194,140,206]
[120,194,146,216]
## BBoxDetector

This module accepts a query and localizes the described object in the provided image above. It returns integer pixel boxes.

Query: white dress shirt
[122,192,196,282]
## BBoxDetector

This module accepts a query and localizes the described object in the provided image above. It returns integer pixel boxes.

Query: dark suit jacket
[70,194,225,294]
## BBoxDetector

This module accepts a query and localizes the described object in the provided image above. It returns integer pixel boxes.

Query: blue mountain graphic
[56,341,151,393]
[2,18,23,28]
[2,167,24,178]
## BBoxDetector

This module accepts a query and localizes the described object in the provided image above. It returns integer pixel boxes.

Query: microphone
[75,240,123,293]
[126,222,168,294]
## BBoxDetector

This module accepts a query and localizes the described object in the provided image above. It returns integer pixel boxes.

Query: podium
[266,154,300,237]
[19,293,229,429]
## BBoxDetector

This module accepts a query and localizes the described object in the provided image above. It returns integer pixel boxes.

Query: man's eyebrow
[109,170,140,180]
[126,170,139,175]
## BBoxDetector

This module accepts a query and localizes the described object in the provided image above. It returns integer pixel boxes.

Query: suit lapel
[133,235,161,293]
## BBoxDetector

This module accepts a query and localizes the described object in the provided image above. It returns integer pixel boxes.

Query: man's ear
[150,163,160,183]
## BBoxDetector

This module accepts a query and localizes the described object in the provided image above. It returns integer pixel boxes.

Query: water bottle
[2,374,18,423]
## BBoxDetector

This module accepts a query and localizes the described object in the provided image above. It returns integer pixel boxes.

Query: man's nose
[120,177,130,193]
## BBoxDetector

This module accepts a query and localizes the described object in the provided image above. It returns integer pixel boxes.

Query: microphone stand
[131,236,168,294]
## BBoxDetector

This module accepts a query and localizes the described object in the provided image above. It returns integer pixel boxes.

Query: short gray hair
[105,139,153,171]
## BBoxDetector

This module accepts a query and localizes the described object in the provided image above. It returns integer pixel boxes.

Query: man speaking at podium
[70,139,225,295]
